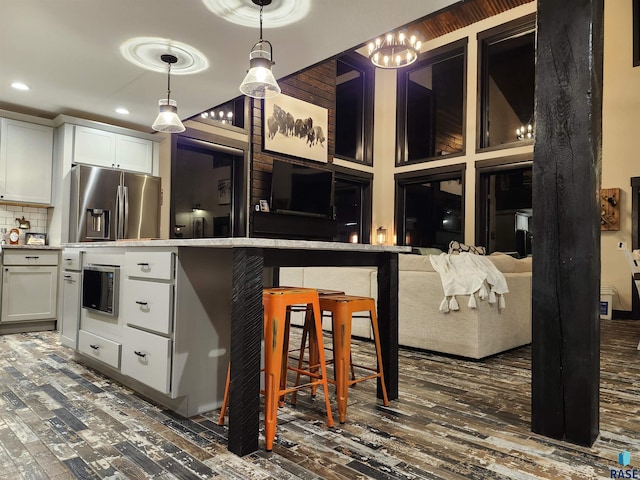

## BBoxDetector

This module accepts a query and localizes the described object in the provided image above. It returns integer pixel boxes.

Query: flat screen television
[270,160,334,218]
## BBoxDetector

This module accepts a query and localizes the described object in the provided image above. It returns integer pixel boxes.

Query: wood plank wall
[250,60,337,213]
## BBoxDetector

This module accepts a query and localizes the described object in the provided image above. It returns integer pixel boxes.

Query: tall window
[333,166,372,243]
[479,16,536,149]
[397,41,466,164]
[396,167,465,250]
[335,54,374,165]
[476,162,532,254]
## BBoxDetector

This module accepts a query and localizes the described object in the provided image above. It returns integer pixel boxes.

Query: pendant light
[239,0,281,99]
[152,54,186,133]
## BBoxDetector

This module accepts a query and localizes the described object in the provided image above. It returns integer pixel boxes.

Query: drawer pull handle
[134,351,147,358]
[135,301,148,306]
[25,256,39,259]
[64,258,73,261]
[89,344,99,350]
[137,262,150,266]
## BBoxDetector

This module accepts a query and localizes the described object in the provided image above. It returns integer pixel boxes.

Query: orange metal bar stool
[300,294,390,424]
[219,287,334,452]
[280,288,345,401]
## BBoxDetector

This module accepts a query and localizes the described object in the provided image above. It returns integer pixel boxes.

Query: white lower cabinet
[1,249,59,325]
[61,271,81,348]
[121,326,171,394]
[78,330,121,369]
[1,265,58,322]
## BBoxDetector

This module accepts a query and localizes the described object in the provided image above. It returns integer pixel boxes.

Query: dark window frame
[190,96,250,133]
[396,39,468,166]
[635,0,640,67]
[171,131,249,238]
[395,163,466,248]
[333,164,372,243]
[477,13,536,152]
[334,52,375,166]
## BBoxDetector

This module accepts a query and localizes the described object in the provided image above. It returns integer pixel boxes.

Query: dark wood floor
[1,319,639,479]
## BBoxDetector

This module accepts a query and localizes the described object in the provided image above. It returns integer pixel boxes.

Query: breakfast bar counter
[63,238,410,456]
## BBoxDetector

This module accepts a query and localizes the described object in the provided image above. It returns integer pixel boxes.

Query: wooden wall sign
[600,188,620,231]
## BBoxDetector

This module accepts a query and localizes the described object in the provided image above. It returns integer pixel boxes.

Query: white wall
[601,0,640,311]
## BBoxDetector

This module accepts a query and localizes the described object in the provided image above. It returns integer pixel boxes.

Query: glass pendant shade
[239,42,281,99]
[152,99,185,133]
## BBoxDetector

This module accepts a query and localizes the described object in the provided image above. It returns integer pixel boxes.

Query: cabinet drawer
[124,251,173,280]
[122,326,171,394]
[61,250,83,271]
[3,250,59,266]
[78,330,121,369]
[122,279,173,335]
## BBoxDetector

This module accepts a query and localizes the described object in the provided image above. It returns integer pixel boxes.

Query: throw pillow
[448,240,486,255]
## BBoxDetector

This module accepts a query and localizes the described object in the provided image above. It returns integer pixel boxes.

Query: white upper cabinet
[115,135,153,173]
[73,126,115,168]
[74,125,153,174]
[0,118,53,205]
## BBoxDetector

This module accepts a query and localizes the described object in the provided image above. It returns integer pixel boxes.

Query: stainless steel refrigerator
[70,164,161,242]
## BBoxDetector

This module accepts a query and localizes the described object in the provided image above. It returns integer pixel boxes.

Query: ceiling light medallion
[368,32,421,69]
[152,54,186,133]
[239,0,281,99]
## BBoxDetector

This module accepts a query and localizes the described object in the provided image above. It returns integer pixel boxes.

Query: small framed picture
[25,232,47,245]
[259,199,270,212]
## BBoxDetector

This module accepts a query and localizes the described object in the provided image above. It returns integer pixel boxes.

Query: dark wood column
[376,252,399,400]
[531,0,603,446]
[228,247,264,455]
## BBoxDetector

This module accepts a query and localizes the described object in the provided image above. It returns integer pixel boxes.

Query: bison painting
[264,94,328,163]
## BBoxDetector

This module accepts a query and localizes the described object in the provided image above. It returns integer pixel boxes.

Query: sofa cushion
[488,252,532,273]
[399,253,437,272]
[448,240,486,255]
[411,247,444,256]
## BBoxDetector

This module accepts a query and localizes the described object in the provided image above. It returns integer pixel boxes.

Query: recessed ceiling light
[115,107,130,115]
[11,82,30,91]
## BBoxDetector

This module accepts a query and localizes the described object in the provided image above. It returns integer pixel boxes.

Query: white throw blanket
[429,253,509,313]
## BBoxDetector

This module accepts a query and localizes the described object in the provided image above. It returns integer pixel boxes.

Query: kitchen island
[62,238,409,456]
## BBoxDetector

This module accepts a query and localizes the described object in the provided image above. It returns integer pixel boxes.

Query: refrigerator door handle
[116,185,125,240]
[123,185,129,239]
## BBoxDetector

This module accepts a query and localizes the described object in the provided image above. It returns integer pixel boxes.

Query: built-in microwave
[82,265,119,316]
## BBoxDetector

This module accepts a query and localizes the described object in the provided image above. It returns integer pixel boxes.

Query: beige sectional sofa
[279,252,532,360]
[398,252,532,359]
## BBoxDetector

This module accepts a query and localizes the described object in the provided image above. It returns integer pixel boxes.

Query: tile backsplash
[0,204,49,244]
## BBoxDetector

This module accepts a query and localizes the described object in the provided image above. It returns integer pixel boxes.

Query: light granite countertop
[1,244,62,250]
[61,237,411,253]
